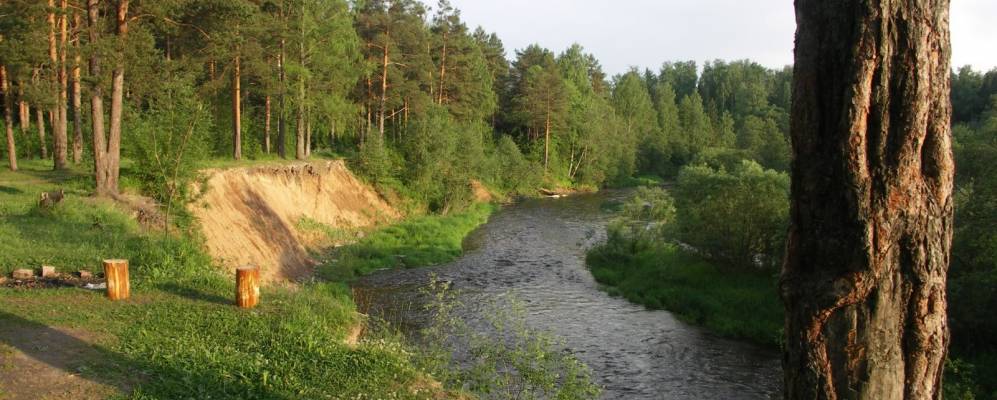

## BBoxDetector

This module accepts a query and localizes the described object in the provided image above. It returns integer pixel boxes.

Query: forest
[1,0,994,399]
[0,0,795,212]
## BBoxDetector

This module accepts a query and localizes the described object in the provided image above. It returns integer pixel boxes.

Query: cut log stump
[41,265,57,278]
[103,259,129,300]
[236,266,260,309]
[12,269,34,280]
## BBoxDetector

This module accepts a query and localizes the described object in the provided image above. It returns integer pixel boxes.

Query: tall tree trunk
[543,101,551,174]
[264,94,271,154]
[2,65,17,171]
[232,55,241,160]
[71,12,83,164]
[438,30,447,105]
[105,0,129,194]
[48,0,67,170]
[295,24,306,160]
[781,1,953,399]
[378,30,390,141]
[57,0,69,168]
[18,85,29,135]
[36,108,47,159]
[277,38,286,158]
[87,0,109,195]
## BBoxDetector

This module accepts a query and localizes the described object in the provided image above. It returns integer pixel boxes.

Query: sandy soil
[189,161,399,283]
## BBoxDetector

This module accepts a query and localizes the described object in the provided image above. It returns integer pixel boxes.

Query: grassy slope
[0,160,492,399]
[318,203,496,281]
[586,242,783,347]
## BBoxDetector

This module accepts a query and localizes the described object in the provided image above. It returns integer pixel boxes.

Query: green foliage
[586,242,783,347]
[673,160,789,269]
[415,278,602,399]
[127,75,212,228]
[318,203,495,281]
[605,187,675,253]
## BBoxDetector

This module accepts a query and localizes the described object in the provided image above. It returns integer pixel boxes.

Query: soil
[1,273,104,290]
[189,161,399,283]
[0,326,120,400]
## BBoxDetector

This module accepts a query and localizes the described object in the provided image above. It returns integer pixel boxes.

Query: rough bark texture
[35,108,47,159]
[236,266,260,309]
[781,1,954,399]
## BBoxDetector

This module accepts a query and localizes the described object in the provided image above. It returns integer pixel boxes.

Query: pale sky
[448,0,997,76]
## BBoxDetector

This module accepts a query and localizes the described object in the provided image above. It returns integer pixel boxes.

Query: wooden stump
[103,259,129,300]
[236,266,260,309]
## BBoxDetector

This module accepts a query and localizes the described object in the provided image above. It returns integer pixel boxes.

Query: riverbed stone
[41,265,57,278]
[12,269,34,280]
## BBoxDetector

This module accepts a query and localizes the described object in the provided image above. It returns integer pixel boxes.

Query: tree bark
[378,29,390,141]
[106,0,128,193]
[295,26,306,160]
[71,12,83,164]
[264,94,271,153]
[48,0,67,170]
[103,259,129,301]
[781,1,953,399]
[277,38,286,158]
[2,65,17,171]
[36,108,47,159]
[232,55,241,160]
[87,0,109,195]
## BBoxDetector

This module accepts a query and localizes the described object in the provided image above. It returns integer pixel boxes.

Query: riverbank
[585,236,996,399]
[586,242,783,347]
[0,160,490,399]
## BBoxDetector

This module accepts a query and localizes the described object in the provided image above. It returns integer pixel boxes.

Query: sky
[448,0,997,76]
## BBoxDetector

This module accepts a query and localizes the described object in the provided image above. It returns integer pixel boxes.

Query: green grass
[318,203,497,281]
[0,160,466,399]
[586,242,783,347]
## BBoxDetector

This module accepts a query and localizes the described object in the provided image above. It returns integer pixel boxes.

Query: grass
[586,241,783,347]
[0,160,480,399]
[318,203,497,281]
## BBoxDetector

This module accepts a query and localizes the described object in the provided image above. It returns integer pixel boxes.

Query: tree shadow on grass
[0,311,290,399]
[154,281,233,306]
[0,185,22,195]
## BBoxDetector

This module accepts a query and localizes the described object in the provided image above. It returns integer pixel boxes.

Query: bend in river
[356,191,782,399]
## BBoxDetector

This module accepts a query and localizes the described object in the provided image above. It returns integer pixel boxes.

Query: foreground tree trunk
[106,0,129,193]
[781,1,954,399]
[49,0,68,170]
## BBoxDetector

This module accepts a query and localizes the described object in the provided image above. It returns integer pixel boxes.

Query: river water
[355,191,782,399]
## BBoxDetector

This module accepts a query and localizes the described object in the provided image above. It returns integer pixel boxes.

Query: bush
[673,160,789,269]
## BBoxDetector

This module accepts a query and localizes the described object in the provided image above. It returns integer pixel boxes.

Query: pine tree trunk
[56,0,68,169]
[87,0,108,195]
[438,30,447,105]
[232,55,241,160]
[71,13,83,165]
[264,94,271,154]
[296,32,306,160]
[2,65,18,171]
[378,30,390,141]
[106,0,129,194]
[48,0,67,170]
[277,38,287,159]
[35,108,47,159]
[781,1,953,399]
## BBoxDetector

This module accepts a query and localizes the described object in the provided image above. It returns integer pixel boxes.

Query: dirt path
[0,325,120,400]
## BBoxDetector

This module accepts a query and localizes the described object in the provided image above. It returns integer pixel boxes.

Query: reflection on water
[355,191,782,399]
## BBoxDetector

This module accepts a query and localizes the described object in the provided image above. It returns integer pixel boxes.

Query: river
[355,191,782,399]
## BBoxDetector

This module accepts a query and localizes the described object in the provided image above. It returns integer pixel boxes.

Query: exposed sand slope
[189,161,398,282]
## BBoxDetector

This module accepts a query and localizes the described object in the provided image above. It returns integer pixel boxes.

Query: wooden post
[236,266,260,309]
[103,259,129,300]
